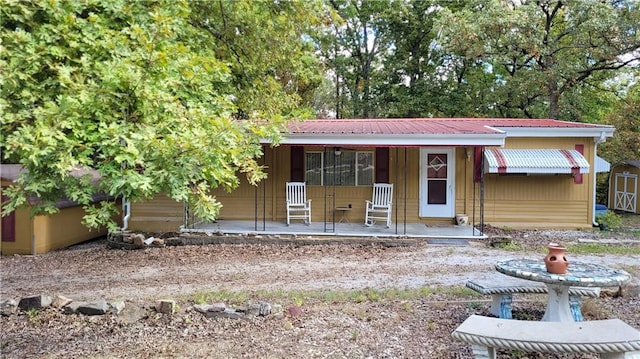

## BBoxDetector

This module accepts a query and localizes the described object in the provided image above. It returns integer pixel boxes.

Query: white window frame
[305,150,374,186]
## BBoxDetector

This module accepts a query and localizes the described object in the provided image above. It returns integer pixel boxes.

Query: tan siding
[480,137,596,228]
[2,180,113,255]
[130,136,599,230]
[0,207,32,255]
[483,175,588,201]
[33,207,109,254]
[455,147,477,218]
[129,194,183,232]
[219,147,417,224]
[482,200,590,229]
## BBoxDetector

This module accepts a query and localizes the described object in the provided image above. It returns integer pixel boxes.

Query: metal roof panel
[484,149,590,174]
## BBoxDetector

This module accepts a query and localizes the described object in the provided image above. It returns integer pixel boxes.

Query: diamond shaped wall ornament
[429,156,446,171]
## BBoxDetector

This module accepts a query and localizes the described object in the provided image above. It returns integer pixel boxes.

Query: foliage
[596,210,624,230]
[312,0,639,123]
[599,82,640,165]
[319,0,393,118]
[1,0,323,229]
[372,0,448,118]
[568,242,640,255]
[436,0,640,120]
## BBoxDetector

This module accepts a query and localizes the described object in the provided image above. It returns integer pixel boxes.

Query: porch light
[334,147,342,156]
[465,147,473,160]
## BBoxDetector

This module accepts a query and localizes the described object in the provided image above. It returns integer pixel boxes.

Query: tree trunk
[548,80,559,119]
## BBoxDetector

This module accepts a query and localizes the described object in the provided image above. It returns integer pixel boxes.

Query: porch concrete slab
[426,239,470,246]
[183,220,485,240]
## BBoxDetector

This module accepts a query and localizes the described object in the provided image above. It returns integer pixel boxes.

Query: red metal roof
[287,118,611,135]
[288,118,501,135]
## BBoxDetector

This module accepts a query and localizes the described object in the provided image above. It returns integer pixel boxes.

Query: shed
[1,164,119,255]
[608,160,640,214]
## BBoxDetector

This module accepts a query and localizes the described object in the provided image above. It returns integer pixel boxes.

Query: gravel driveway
[1,228,639,358]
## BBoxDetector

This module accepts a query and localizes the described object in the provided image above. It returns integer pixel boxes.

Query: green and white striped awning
[484,149,590,174]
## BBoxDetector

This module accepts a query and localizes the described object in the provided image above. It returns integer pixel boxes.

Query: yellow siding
[33,207,109,254]
[128,194,183,232]
[1,205,111,256]
[481,200,590,229]
[0,207,32,255]
[130,137,599,231]
[478,137,596,229]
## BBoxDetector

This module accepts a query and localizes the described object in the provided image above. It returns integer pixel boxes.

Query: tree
[189,0,325,119]
[318,0,392,119]
[1,0,323,230]
[371,0,442,118]
[599,81,640,165]
[437,0,640,120]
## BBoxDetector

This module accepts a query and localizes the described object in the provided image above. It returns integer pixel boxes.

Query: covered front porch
[182,219,485,240]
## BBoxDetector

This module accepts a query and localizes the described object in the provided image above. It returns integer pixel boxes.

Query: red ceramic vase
[544,243,569,274]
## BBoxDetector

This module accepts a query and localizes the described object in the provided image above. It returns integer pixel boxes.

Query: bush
[595,210,623,230]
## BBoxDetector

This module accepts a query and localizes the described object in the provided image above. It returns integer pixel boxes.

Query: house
[608,160,640,214]
[1,164,119,255]
[127,118,614,234]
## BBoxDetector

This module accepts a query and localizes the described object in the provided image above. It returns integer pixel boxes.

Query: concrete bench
[466,276,600,321]
[452,314,640,359]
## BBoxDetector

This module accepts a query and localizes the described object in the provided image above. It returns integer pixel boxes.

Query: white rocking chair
[365,183,393,228]
[286,182,311,225]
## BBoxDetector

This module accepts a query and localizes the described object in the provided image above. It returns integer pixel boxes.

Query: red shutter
[574,144,584,184]
[473,147,483,183]
[290,146,304,182]
[375,148,390,183]
[1,190,16,242]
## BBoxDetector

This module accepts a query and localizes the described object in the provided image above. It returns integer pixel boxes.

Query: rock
[193,303,225,314]
[208,302,226,312]
[245,303,261,316]
[18,295,52,311]
[621,277,640,298]
[155,299,176,315]
[193,304,211,313]
[241,302,275,317]
[133,234,145,246]
[117,305,148,323]
[109,300,126,315]
[152,238,165,246]
[64,301,84,314]
[1,299,18,316]
[271,304,284,319]
[204,308,244,319]
[51,295,73,308]
[77,299,109,315]
[258,302,271,316]
[287,305,303,317]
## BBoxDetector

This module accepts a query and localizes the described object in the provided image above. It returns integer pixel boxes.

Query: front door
[419,148,454,217]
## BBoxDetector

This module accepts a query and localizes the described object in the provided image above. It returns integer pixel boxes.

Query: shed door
[419,148,455,217]
[614,172,637,213]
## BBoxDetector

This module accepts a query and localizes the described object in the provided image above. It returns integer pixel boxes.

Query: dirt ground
[1,225,639,359]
